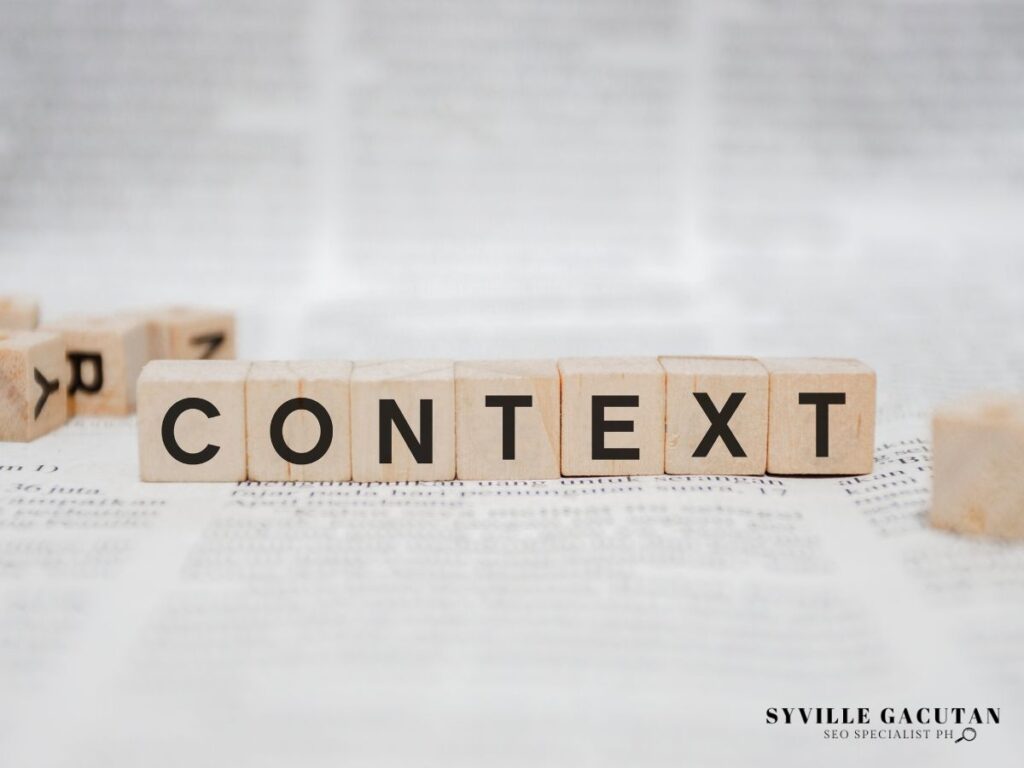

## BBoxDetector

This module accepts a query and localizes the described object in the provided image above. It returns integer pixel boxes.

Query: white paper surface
[2,1,1024,765]
[1,412,1022,766]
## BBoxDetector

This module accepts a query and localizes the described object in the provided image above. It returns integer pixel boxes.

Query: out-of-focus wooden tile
[0,331,67,441]
[455,359,560,480]
[126,306,236,360]
[931,394,1024,539]
[45,315,149,416]
[0,296,39,330]
[246,360,353,481]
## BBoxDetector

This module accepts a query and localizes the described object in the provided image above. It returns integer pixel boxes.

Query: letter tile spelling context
[126,356,878,482]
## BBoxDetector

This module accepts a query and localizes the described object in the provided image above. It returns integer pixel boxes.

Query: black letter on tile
[68,352,103,395]
[190,332,225,359]
[33,368,60,419]
[485,395,533,460]
[270,397,333,465]
[798,392,846,457]
[162,397,220,465]
[379,399,432,464]
[592,395,639,460]
[692,392,747,458]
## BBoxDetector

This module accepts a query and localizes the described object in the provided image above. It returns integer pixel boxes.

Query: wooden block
[559,357,665,477]
[246,361,353,481]
[45,316,149,416]
[762,358,876,475]
[137,360,250,482]
[128,306,236,360]
[0,296,40,330]
[455,359,560,480]
[661,356,768,475]
[931,395,1024,539]
[350,360,455,482]
[0,331,67,441]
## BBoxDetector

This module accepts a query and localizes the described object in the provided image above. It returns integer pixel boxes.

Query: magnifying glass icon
[954,727,977,744]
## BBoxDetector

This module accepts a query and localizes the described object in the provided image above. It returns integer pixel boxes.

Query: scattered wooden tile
[931,394,1024,539]
[0,296,40,330]
[45,315,149,416]
[0,331,67,441]
[129,306,236,360]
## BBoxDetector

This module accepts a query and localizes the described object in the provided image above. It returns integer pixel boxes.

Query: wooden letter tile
[455,359,560,480]
[763,358,876,475]
[0,331,68,441]
[46,315,149,416]
[661,356,768,475]
[130,306,236,360]
[0,296,40,330]
[931,395,1024,539]
[246,361,353,481]
[559,357,665,477]
[138,360,250,482]
[350,360,455,482]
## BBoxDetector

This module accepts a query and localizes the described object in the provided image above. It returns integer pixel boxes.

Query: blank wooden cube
[131,306,236,360]
[45,315,149,416]
[455,359,560,480]
[246,361,353,481]
[661,356,768,475]
[350,360,455,482]
[0,296,40,330]
[559,357,665,477]
[138,360,250,482]
[0,331,67,441]
[763,358,876,475]
[931,395,1024,539]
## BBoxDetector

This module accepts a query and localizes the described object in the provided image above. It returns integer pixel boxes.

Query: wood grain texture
[350,360,455,482]
[559,357,665,477]
[45,315,149,416]
[0,331,67,441]
[931,394,1024,539]
[762,357,875,475]
[455,359,560,480]
[661,356,768,475]
[128,306,236,360]
[246,360,353,481]
[137,360,250,482]
[0,296,39,330]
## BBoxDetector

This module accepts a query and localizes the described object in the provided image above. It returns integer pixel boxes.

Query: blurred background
[3,0,1022,381]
